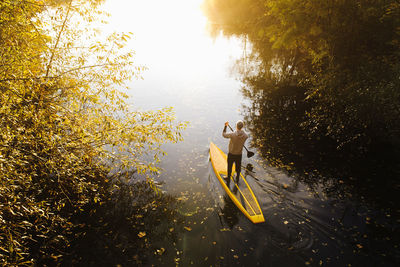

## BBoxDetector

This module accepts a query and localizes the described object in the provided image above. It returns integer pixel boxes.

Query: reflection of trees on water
[63,181,183,266]
[242,82,399,207]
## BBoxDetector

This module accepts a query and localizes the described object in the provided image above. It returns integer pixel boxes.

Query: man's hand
[225,121,229,127]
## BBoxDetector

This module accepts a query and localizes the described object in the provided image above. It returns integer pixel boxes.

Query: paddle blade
[247,151,255,158]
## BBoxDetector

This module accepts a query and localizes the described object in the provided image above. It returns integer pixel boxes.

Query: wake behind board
[210,142,264,223]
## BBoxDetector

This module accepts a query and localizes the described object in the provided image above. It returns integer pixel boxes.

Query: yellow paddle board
[210,142,265,223]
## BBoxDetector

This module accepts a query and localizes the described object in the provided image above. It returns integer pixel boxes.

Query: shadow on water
[219,194,240,230]
[236,82,400,266]
[239,158,399,266]
[241,79,400,210]
[155,140,399,266]
[61,180,185,266]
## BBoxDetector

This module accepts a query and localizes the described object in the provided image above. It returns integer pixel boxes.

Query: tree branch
[45,0,73,78]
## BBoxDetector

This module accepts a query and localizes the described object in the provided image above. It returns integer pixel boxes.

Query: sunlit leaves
[138,232,146,238]
[0,0,186,265]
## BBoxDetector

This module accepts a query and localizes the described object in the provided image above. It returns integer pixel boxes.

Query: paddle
[227,124,255,158]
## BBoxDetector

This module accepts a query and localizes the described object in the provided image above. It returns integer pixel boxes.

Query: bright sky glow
[102,0,243,90]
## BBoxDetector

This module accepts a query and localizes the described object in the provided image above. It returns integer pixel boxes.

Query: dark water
[151,128,398,266]
[101,1,400,266]
[127,67,399,266]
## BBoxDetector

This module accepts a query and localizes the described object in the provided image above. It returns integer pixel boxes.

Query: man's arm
[222,121,233,138]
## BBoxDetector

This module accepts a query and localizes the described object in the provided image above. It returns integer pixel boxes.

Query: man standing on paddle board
[222,120,248,186]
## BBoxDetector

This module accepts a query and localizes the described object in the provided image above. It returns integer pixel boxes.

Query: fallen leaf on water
[184,226,192,231]
[356,244,363,249]
[138,232,146,238]
[219,228,231,232]
[284,220,289,225]
[156,247,165,255]
[169,228,174,232]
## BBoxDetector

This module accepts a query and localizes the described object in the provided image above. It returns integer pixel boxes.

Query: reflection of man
[221,194,239,229]
[222,120,248,186]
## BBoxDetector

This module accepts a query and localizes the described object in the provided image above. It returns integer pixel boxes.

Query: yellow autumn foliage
[0,0,186,265]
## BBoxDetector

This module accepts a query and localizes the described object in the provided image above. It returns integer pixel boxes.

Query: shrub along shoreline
[0,1,186,265]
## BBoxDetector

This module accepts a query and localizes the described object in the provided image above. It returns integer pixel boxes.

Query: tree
[203,0,400,153]
[203,0,400,207]
[0,0,186,265]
